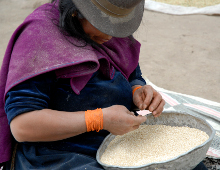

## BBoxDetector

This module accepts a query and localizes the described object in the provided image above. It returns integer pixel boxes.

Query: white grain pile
[100,125,209,167]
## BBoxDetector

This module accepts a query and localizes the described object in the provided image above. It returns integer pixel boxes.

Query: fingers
[146,90,165,117]
[151,99,165,117]
[141,86,162,111]
[133,85,165,117]
[141,86,153,110]
[135,115,147,125]
[125,112,146,129]
[127,111,135,116]
[127,115,146,133]
[128,114,147,126]
[132,124,140,131]
[147,89,163,110]
[134,85,153,110]
[103,105,147,135]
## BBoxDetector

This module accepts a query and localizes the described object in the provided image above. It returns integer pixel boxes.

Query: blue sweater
[5,65,146,158]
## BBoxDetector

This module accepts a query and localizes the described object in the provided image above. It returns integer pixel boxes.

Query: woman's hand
[133,85,165,117]
[102,105,146,136]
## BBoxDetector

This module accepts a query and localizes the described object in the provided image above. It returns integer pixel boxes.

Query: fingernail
[150,106,154,111]
[139,104,143,109]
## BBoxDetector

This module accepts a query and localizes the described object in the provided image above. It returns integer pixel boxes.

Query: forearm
[11,106,148,142]
[10,109,87,142]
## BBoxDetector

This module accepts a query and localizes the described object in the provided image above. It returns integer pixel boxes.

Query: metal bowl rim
[96,110,216,169]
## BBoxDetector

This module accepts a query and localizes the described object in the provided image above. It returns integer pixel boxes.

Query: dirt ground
[134,11,220,104]
[0,0,219,104]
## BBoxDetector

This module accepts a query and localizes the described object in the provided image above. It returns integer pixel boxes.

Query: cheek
[80,19,111,44]
[82,22,97,38]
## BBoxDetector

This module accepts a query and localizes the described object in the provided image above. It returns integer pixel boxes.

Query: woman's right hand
[102,105,147,135]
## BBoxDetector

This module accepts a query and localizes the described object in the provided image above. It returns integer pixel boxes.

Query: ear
[72,11,77,17]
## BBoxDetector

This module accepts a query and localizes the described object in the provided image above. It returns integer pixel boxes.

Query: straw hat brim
[72,0,145,37]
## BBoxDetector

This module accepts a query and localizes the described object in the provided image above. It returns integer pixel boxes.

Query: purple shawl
[0,3,140,163]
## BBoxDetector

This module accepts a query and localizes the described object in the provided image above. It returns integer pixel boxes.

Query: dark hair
[50,0,134,47]
[51,0,99,47]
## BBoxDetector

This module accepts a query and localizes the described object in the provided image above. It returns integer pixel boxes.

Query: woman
[0,0,206,169]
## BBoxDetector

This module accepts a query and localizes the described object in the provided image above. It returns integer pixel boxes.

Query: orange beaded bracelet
[132,86,142,96]
[85,108,103,132]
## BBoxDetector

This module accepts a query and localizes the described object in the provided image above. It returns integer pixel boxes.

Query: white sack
[145,0,220,15]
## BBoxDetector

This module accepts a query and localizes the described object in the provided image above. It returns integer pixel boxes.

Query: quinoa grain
[100,125,209,167]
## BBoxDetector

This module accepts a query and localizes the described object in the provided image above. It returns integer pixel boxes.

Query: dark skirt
[5,143,103,170]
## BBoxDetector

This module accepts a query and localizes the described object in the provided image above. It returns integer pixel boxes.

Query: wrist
[102,107,111,131]
[85,108,103,132]
[132,86,142,96]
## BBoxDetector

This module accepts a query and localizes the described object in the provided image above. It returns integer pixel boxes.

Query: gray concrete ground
[1,0,219,103]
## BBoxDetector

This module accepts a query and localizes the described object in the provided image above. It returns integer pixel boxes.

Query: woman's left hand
[133,85,165,117]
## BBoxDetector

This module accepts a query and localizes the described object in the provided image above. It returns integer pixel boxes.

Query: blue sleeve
[4,72,55,124]
[128,64,146,87]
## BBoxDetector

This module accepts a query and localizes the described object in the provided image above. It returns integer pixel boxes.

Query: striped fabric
[183,104,220,120]
[159,92,180,106]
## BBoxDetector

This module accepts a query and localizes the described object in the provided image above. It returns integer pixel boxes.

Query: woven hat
[72,0,145,37]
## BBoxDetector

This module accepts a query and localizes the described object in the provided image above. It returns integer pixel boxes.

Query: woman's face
[80,18,112,44]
